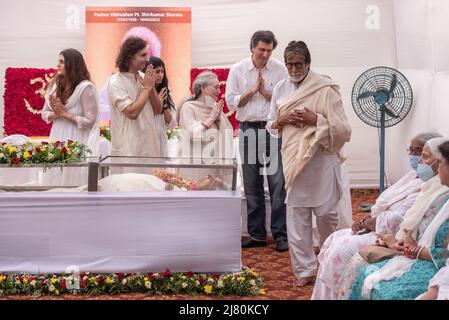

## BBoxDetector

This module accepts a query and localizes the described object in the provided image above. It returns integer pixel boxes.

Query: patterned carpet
[1,189,378,300]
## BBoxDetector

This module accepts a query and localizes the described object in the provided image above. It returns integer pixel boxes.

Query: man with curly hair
[108,37,162,172]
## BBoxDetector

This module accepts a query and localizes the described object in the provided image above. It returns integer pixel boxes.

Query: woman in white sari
[312,132,441,299]
[41,48,100,186]
[339,138,449,300]
[178,71,233,182]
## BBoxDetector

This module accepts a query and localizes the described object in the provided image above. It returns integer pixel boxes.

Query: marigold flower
[204,285,213,294]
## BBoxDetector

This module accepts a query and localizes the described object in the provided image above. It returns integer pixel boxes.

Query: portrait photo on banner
[85,7,192,125]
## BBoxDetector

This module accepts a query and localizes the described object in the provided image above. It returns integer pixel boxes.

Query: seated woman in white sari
[312,132,441,300]
[41,48,100,186]
[338,139,449,300]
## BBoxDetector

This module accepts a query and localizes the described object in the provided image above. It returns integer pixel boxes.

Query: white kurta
[41,80,100,186]
[108,72,160,174]
[267,77,344,280]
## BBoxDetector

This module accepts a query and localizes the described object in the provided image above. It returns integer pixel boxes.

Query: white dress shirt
[225,56,288,122]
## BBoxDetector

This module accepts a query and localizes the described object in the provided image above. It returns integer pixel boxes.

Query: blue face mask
[409,155,420,171]
[416,160,437,181]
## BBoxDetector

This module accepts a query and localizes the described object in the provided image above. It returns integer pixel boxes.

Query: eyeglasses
[406,148,422,156]
[285,62,304,69]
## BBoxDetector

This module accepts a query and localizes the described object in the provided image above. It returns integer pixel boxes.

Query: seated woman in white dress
[312,132,442,300]
[41,48,100,186]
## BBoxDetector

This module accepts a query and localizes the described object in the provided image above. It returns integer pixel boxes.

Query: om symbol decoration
[23,73,54,115]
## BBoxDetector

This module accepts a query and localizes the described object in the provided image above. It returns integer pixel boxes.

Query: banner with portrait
[85,7,192,125]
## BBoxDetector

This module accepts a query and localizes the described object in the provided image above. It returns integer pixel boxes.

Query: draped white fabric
[1,0,449,187]
[0,191,242,273]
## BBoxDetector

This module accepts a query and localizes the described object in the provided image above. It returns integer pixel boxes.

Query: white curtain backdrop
[1,0,449,187]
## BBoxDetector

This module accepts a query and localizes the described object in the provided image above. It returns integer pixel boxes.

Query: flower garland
[0,140,89,166]
[0,267,264,297]
[3,68,56,137]
[190,68,239,136]
[100,126,111,142]
[153,168,197,190]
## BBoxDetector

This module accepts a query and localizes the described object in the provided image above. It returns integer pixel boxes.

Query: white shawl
[370,171,422,217]
[395,175,449,240]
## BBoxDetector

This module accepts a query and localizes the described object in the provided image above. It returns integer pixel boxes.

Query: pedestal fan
[351,66,413,192]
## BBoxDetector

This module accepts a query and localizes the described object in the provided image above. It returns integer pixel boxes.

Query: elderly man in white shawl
[267,41,351,287]
[338,138,449,300]
[311,132,441,299]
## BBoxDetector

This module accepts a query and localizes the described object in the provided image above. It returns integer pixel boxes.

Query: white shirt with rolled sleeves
[225,56,288,122]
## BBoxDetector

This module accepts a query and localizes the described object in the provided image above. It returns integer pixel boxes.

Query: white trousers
[287,192,339,279]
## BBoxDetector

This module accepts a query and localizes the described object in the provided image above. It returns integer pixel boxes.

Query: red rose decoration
[186,271,194,278]
[117,273,124,281]
[162,269,171,278]
[3,67,55,137]
[80,280,86,287]
[60,281,66,288]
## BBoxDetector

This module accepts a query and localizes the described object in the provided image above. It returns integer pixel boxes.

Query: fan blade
[389,73,397,94]
[357,91,376,100]
[381,105,399,118]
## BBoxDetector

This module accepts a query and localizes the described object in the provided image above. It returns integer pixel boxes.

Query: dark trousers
[239,122,287,242]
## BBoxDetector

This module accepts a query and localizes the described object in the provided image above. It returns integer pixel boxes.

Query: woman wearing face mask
[177,71,233,180]
[144,57,177,157]
[311,132,440,300]
[338,137,449,300]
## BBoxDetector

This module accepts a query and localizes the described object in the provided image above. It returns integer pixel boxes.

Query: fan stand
[379,106,386,193]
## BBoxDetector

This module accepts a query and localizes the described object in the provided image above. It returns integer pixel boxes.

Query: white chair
[0,134,31,145]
